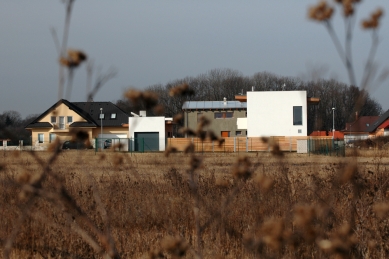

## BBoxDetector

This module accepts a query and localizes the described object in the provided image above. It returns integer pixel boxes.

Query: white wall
[247,91,307,137]
[128,117,166,151]
[237,118,247,129]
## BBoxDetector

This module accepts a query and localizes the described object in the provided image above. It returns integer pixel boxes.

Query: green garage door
[134,132,159,152]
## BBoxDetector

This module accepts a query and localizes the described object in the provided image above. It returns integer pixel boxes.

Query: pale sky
[1,0,388,118]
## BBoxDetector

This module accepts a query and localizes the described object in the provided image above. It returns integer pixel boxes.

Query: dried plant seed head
[148,249,164,259]
[206,130,217,141]
[164,146,178,157]
[169,83,195,97]
[254,173,274,193]
[184,143,195,154]
[362,8,384,29]
[260,217,285,250]
[197,115,210,128]
[69,129,89,142]
[373,202,389,219]
[232,156,252,180]
[124,89,142,103]
[178,127,196,137]
[308,1,334,21]
[271,143,283,157]
[17,171,31,184]
[142,91,159,109]
[196,130,207,141]
[161,236,189,257]
[340,161,357,183]
[48,137,61,152]
[190,156,202,170]
[173,113,183,123]
[153,104,165,115]
[294,205,316,227]
[217,138,225,147]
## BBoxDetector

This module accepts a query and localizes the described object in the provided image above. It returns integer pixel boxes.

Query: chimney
[223,97,227,105]
[252,86,254,91]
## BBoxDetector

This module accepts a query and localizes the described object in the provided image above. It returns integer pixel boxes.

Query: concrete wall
[184,110,247,137]
[129,117,166,151]
[247,91,307,137]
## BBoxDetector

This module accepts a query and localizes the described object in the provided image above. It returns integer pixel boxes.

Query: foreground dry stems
[1,150,389,258]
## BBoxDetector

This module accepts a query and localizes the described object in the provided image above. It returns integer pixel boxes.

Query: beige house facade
[25,99,130,148]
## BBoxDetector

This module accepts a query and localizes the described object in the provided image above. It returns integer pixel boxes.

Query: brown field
[1,149,389,258]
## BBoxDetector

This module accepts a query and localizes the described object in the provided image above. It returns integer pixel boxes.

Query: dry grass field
[1,149,389,258]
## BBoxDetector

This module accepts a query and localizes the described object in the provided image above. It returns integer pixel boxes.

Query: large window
[214,112,234,119]
[59,116,65,129]
[293,106,302,125]
[38,133,44,143]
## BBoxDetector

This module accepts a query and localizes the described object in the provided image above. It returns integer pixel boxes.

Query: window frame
[38,133,44,144]
[214,112,234,119]
[293,106,303,126]
[110,113,117,119]
[67,116,73,124]
[51,116,56,124]
[59,116,65,129]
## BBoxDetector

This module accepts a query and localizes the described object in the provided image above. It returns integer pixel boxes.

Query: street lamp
[100,108,103,150]
[332,107,335,139]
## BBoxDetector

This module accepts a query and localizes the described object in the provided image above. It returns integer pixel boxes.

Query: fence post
[233,137,236,153]
[246,137,248,152]
[289,137,292,152]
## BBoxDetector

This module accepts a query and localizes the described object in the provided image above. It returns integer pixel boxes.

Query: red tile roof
[309,131,344,139]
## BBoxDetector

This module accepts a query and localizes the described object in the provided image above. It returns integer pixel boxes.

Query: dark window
[236,131,242,136]
[214,112,233,119]
[214,112,223,119]
[293,106,302,125]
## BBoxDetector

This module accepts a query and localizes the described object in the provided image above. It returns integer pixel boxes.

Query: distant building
[342,115,379,142]
[182,91,319,138]
[182,98,247,137]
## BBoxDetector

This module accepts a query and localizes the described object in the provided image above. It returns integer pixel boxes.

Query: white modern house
[128,111,166,151]
[237,91,310,137]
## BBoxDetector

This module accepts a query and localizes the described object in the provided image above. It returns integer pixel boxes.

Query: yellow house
[25,99,129,148]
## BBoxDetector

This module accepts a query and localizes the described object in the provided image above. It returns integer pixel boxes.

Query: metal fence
[307,138,345,157]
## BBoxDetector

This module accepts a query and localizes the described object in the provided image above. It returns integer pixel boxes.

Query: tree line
[116,68,383,135]
[0,111,38,144]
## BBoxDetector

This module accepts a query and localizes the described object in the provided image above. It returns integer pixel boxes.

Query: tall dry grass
[1,150,389,258]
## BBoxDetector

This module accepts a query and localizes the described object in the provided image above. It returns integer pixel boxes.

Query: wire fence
[2,136,388,155]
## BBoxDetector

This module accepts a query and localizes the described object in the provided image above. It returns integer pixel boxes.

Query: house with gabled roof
[366,109,389,137]
[25,99,129,148]
[342,115,380,143]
